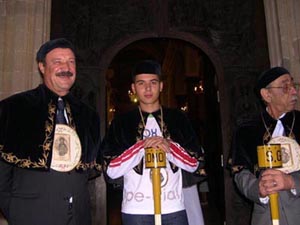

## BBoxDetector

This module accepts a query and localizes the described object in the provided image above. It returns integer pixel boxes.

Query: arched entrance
[100,35,227,225]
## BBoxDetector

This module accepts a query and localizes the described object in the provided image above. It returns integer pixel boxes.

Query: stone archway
[98,31,227,152]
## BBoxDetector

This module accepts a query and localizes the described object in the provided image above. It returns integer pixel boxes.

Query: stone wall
[0,0,51,100]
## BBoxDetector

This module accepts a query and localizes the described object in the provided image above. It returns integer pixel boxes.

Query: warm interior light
[194,80,204,94]
[128,90,138,103]
[180,105,188,112]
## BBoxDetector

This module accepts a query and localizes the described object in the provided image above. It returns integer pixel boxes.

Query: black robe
[101,107,205,188]
[232,109,300,174]
[0,84,101,225]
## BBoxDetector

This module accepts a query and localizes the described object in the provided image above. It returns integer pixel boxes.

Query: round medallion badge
[268,136,300,173]
[51,124,81,172]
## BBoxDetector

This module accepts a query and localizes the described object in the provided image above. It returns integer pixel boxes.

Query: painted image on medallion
[53,134,70,161]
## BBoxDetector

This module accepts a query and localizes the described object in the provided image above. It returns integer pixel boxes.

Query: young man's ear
[131,83,136,94]
[160,81,163,92]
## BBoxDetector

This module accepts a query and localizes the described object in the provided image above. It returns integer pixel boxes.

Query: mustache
[56,71,73,77]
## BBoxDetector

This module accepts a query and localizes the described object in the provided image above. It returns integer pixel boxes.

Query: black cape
[101,107,206,187]
[231,109,300,174]
[0,84,101,172]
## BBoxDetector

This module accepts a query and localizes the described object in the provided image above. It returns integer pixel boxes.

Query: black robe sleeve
[163,108,206,187]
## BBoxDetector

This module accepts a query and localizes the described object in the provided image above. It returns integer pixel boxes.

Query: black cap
[132,60,161,80]
[36,38,75,63]
[255,66,290,96]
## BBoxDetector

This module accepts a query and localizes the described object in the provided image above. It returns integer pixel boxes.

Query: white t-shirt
[107,114,199,214]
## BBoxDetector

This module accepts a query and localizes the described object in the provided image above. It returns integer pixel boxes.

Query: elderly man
[231,66,300,225]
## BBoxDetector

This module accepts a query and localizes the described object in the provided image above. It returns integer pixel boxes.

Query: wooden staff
[145,147,166,225]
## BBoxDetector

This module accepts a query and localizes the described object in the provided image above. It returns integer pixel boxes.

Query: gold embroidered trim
[76,160,102,171]
[0,99,99,171]
[0,101,55,168]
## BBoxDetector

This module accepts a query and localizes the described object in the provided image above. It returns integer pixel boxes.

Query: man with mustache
[56,71,73,77]
[231,67,300,225]
[0,38,101,225]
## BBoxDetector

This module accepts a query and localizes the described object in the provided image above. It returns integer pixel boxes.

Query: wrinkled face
[262,74,298,117]
[131,74,163,108]
[38,48,76,96]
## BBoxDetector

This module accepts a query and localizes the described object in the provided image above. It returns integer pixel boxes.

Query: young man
[102,60,205,225]
[231,67,300,225]
[0,38,101,225]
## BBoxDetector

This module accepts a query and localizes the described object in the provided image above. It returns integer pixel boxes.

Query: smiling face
[261,74,298,118]
[38,48,76,96]
[131,73,163,112]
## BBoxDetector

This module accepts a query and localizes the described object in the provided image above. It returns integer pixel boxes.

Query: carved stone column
[0,0,51,100]
[264,0,300,82]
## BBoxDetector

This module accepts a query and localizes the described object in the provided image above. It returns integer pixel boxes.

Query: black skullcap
[255,66,290,95]
[132,60,161,80]
[36,38,75,63]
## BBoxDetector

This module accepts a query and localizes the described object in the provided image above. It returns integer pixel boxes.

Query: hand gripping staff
[257,144,282,225]
[145,147,166,225]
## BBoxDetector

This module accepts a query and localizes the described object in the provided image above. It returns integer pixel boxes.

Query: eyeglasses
[266,83,300,94]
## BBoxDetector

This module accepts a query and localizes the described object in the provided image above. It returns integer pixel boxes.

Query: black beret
[132,60,161,80]
[36,38,75,63]
[255,66,290,95]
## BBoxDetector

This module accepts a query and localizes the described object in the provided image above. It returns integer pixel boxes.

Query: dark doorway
[104,38,224,225]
